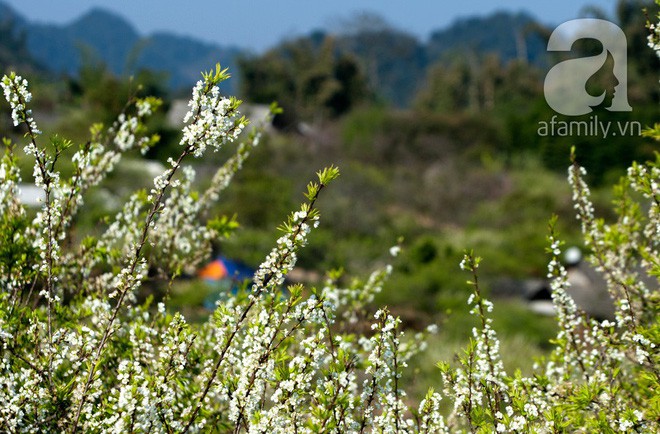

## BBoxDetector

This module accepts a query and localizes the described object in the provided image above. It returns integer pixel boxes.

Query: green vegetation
[1,63,658,429]
[1,1,657,329]
[0,1,659,430]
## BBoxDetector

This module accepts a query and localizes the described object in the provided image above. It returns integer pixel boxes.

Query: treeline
[237,1,659,182]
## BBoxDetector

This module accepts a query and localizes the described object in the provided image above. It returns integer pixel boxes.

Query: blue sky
[2,0,620,52]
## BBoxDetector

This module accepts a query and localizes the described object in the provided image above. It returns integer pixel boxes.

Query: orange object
[198,259,228,280]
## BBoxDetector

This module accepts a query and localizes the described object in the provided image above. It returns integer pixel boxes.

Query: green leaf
[317,165,340,185]
[207,214,240,239]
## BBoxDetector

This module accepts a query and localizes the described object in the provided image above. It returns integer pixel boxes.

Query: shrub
[0,13,659,430]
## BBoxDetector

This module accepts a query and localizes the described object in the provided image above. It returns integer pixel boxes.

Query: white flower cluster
[363,310,412,433]
[322,265,392,325]
[252,208,319,293]
[628,162,660,252]
[113,114,140,151]
[149,165,213,274]
[0,150,21,217]
[2,67,659,433]
[1,73,41,134]
[648,16,660,58]
[199,137,256,207]
[418,390,448,433]
[181,80,246,157]
[568,164,596,234]
[97,192,149,265]
[0,149,32,294]
[444,256,512,431]
[230,295,329,431]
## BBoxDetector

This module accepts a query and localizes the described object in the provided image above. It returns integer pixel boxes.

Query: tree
[337,14,426,107]
[239,34,370,127]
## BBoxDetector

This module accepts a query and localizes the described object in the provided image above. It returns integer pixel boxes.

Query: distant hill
[337,28,428,107]
[332,11,550,106]
[27,8,140,76]
[0,3,242,93]
[0,3,551,104]
[0,2,39,72]
[137,32,242,91]
[427,11,549,66]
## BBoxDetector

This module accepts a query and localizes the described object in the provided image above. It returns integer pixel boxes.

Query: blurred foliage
[239,34,371,127]
[335,13,427,107]
[0,17,36,73]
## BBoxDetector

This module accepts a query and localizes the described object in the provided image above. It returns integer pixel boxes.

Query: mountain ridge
[0,3,242,92]
[0,2,551,101]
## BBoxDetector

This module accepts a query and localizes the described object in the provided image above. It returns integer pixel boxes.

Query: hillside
[0,2,552,104]
[426,11,548,66]
[0,4,242,93]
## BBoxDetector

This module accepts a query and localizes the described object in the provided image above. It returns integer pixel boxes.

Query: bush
[1,19,660,431]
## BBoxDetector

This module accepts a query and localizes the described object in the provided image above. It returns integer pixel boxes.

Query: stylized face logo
[544,19,632,116]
